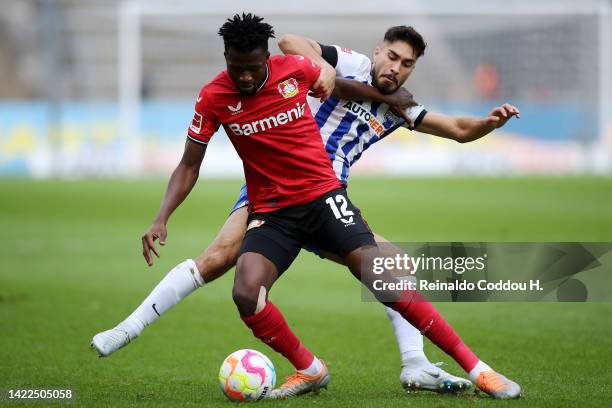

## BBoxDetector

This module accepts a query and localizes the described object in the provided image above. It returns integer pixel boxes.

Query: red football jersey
[187,54,340,213]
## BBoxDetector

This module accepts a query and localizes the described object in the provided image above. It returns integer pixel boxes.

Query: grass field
[2,177,612,407]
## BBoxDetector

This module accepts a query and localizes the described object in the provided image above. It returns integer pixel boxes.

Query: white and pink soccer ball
[218,349,276,402]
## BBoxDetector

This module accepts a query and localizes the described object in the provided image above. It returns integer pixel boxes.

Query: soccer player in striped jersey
[92,21,520,399]
[280,28,519,188]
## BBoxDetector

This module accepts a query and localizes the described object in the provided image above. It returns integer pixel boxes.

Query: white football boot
[401,362,472,394]
[91,327,135,357]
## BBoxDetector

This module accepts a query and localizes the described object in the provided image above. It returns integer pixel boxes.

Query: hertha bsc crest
[277,78,299,99]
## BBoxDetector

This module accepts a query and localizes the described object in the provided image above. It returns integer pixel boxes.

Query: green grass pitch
[1,177,612,407]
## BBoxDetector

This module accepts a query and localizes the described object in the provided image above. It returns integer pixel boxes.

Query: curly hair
[218,13,275,52]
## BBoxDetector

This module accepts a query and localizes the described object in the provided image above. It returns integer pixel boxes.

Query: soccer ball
[218,349,276,402]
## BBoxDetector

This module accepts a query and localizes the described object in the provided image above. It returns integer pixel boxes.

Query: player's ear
[373,46,381,57]
[266,50,270,60]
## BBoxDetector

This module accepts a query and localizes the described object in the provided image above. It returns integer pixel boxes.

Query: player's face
[371,41,417,94]
[225,47,270,95]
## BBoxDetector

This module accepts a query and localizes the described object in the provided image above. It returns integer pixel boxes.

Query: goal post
[118,0,611,176]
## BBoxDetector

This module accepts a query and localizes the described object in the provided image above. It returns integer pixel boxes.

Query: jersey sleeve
[319,44,338,67]
[291,54,321,86]
[328,45,371,79]
[186,88,220,145]
[402,105,428,130]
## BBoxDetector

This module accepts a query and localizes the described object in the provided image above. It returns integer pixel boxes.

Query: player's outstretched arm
[416,103,520,143]
[278,34,335,101]
[142,140,206,266]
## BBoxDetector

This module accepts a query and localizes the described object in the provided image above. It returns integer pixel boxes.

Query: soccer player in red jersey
[93,14,520,400]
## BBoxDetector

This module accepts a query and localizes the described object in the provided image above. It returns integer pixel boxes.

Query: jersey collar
[255,63,270,93]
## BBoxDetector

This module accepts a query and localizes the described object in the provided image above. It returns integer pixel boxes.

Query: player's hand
[384,87,418,128]
[142,221,167,266]
[309,64,335,102]
[486,103,520,128]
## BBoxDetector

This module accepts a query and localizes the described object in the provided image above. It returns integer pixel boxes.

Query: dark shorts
[232,183,329,257]
[239,188,376,274]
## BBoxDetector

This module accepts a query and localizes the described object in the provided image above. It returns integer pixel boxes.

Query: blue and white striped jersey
[308,45,426,185]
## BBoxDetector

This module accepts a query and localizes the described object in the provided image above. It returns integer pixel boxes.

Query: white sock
[299,357,323,376]
[400,350,429,366]
[468,360,493,382]
[385,305,428,366]
[117,259,204,338]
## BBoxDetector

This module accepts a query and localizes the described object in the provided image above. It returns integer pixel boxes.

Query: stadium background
[1,0,611,407]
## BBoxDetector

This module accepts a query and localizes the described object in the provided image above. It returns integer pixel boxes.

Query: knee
[196,241,240,281]
[232,282,259,316]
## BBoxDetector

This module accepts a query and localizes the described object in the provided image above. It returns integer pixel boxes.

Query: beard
[372,75,398,94]
[370,67,399,94]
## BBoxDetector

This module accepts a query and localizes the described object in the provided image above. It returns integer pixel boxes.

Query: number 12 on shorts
[325,194,354,224]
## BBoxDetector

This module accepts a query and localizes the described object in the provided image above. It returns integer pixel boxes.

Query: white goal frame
[118,0,611,174]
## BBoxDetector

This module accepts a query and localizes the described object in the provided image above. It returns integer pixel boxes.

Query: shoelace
[281,371,313,388]
[102,329,130,348]
[419,361,445,375]
[480,372,508,391]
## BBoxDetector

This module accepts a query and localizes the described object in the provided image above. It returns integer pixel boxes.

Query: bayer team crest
[247,219,265,231]
[277,78,299,98]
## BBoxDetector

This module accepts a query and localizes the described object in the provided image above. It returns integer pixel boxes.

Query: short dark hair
[383,26,427,58]
[218,13,275,53]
